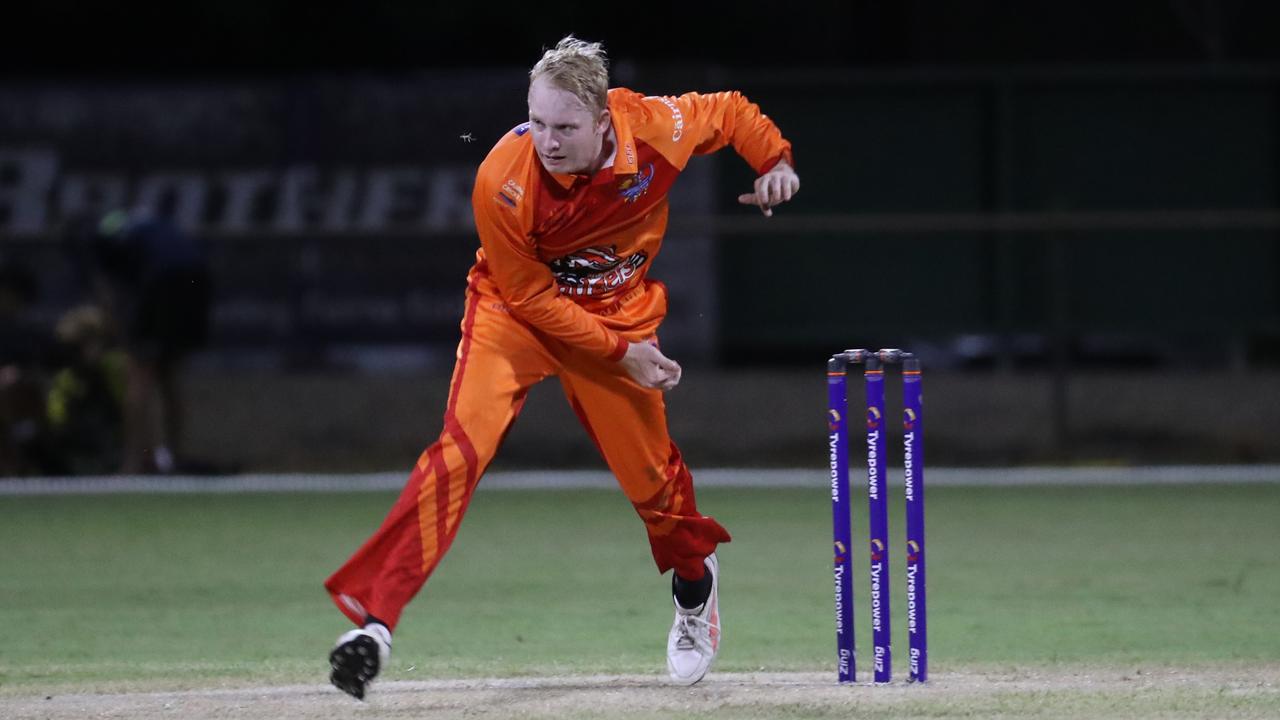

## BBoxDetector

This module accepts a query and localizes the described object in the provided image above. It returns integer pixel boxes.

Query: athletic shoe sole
[329,632,382,700]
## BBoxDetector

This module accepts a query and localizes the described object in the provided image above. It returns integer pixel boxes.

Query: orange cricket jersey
[468,87,793,361]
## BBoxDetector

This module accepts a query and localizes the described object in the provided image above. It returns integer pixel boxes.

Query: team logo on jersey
[548,245,648,296]
[617,163,655,204]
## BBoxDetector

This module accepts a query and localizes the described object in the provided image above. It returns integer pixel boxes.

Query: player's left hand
[738,160,799,217]
[620,339,682,392]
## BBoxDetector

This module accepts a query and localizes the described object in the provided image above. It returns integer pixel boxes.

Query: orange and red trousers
[325,280,730,630]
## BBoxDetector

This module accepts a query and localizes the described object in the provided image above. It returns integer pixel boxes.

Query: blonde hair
[529,35,609,114]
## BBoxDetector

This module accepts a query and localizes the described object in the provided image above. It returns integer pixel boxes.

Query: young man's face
[527,76,609,175]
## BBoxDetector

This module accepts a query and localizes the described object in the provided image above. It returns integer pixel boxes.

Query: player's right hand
[619,340,682,391]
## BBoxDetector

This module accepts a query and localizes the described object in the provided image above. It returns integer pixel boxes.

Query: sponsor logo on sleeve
[496,178,525,208]
[657,96,684,141]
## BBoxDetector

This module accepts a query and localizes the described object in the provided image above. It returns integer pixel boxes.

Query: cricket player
[326,35,798,698]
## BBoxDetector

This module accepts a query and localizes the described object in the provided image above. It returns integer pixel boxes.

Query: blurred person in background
[324,36,799,698]
[44,305,128,475]
[78,209,212,475]
[0,257,55,476]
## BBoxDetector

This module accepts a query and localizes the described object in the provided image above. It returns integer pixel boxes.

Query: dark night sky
[6,0,1280,75]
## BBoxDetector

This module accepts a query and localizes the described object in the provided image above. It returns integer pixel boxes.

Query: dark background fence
[6,66,1278,365]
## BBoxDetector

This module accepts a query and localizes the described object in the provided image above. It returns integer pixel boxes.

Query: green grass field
[2,480,1279,717]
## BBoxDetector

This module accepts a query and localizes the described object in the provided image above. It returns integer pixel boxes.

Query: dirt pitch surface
[5,667,1279,720]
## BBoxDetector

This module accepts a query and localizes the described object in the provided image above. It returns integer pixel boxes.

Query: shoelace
[674,613,715,653]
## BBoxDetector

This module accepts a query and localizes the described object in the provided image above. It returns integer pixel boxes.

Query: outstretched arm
[653,92,798,216]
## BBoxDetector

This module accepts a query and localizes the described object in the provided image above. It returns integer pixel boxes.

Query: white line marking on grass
[1,466,1277,495]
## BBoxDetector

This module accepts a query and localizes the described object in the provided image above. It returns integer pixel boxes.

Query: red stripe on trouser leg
[324,431,486,632]
[324,462,430,630]
[445,416,485,540]
[430,442,450,571]
[420,430,482,577]
[446,414,479,488]
[420,427,483,579]
[324,284,551,633]
[633,443,731,580]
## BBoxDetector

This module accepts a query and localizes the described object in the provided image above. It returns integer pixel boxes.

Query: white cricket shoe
[666,553,720,686]
[329,623,391,700]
